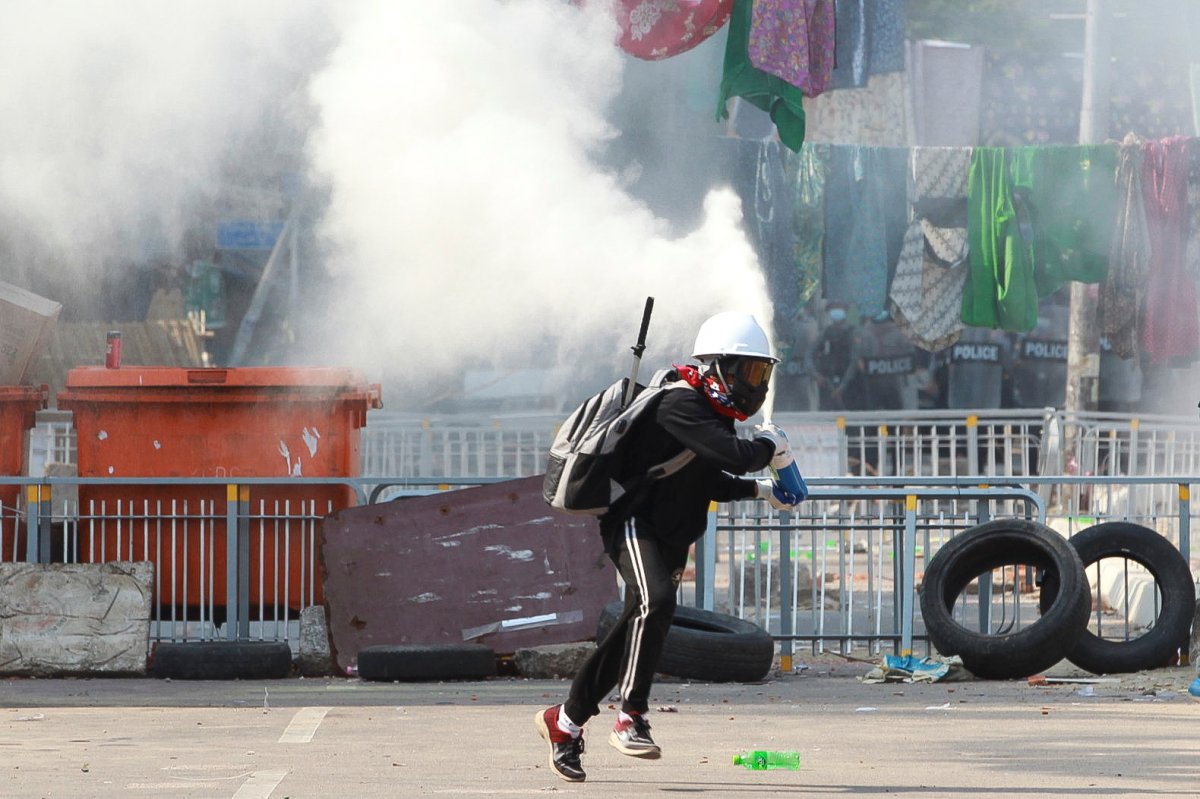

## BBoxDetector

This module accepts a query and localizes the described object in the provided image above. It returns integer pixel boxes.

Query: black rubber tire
[596,600,775,683]
[1039,522,1196,674]
[152,641,293,680]
[357,644,497,682]
[919,519,1090,680]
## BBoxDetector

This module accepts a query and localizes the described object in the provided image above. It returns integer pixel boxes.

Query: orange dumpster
[57,367,382,611]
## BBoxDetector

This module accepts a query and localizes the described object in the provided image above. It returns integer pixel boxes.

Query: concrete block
[297,605,334,677]
[513,642,596,679]
[0,562,152,676]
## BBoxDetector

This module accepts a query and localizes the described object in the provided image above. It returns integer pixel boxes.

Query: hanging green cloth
[965,145,1119,332]
[717,0,806,152]
[963,147,1038,332]
[1027,144,1119,298]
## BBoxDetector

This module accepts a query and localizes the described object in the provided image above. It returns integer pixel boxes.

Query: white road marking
[278,706,331,744]
[231,769,289,799]
[436,787,576,791]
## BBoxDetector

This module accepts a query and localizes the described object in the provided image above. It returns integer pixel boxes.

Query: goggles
[721,357,774,391]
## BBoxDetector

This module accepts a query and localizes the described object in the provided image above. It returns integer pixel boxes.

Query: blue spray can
[769,430,809,503]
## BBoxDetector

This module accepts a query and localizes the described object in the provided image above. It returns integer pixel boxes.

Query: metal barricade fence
[694,483,1046,667]
[355,410,1200,662]
[0,473,1195,661]
[34,407,1200,484]
[3,477,370,652]
[1053,411,1200,479]
[359,407,1074,482]
[771,408,1057,479]
[361,413,555,480]
[700,475,1198,664]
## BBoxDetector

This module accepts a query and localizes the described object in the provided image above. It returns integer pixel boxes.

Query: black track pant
[564,518,688,724]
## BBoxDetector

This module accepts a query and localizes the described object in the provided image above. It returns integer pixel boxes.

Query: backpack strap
[646,447,696,479]
[629,375,698,483]
[645,367,677,389]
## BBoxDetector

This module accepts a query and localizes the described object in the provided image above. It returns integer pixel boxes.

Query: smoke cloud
[0,1,331,277]
[0,0,773,405]
[306,0,772,401]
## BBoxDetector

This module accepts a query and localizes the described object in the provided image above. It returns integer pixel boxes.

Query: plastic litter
[861,654,963,684]
[733,750,800,770]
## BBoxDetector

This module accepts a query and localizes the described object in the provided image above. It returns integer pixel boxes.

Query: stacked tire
[595,601,775,683]
[920,520,1193,679]
[1039,522,1195,675]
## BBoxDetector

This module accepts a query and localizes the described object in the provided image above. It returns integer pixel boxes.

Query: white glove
[754,422,792,470]
[756,479,799,511]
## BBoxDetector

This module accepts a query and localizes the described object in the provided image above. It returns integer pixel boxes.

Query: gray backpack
[542,368,695,516]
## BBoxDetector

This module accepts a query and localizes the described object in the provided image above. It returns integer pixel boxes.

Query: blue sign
[216,220,285,250]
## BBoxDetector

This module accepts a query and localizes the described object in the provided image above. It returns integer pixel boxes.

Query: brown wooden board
[320,476,617,670]
[30,320,205,399]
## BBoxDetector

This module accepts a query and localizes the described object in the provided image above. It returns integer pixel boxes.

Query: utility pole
[1065,0,1113,467]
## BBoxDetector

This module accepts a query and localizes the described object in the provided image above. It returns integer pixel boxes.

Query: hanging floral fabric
[614,0,733,60]
[747,0,836,98]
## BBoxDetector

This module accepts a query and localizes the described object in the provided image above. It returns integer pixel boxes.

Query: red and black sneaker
[609,712,661,759]
[534,706,586,782]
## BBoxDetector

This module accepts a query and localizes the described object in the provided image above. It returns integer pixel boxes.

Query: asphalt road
[1,657,1196,798]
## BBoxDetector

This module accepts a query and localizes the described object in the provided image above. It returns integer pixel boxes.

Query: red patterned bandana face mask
[674,364,747,421]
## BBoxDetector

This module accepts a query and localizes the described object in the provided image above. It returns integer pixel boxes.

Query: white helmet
[691,312,778,363]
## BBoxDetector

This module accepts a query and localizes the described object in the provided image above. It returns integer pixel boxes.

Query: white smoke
[0,0,774,408]
[0,0,331,271]
[306,0,773,400]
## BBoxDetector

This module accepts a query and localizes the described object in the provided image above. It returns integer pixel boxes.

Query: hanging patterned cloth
[890,146,972,352]
[746,0,836,98]
[614,0,733,60]
[728,138,800,320]
[827,0,907,90]
[792,142,827,304]
[1101,136,1150,359]
[821,145,908,317]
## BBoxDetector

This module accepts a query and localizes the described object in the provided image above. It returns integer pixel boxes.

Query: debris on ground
[860,654,965,684]
[1028,675,1119,686]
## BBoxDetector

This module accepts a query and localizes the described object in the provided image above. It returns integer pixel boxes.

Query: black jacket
[600,382,773,553]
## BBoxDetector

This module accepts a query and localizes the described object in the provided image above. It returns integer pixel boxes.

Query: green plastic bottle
[733,750,801,770]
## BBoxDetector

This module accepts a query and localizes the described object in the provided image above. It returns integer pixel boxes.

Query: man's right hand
[756,479,799,511]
